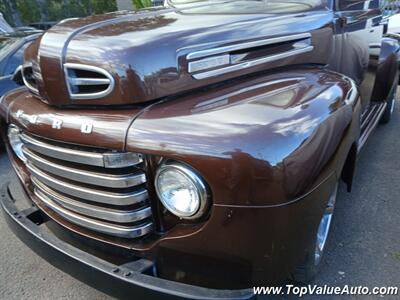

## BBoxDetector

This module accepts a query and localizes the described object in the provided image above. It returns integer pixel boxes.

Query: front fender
[126,68,359,206]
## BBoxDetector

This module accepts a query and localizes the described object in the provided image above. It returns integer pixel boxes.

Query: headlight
[155,163,208,219]
[7,125,26,162]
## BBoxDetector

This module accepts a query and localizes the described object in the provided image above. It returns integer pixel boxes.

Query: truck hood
[24,3,334,106]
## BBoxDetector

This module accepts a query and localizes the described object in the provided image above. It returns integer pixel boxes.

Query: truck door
[334,0,383,110]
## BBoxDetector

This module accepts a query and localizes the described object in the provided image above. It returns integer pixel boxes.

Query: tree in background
[0,0,117,26]
[92,0,117,14]
[132,0,153,9]
[15,0,40,24]
[0,0,23,26]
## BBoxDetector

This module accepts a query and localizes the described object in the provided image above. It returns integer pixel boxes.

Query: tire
[380,80,398,124]
[291,183,338,284]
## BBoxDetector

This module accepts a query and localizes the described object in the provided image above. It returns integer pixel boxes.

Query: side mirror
[12,65,24,86]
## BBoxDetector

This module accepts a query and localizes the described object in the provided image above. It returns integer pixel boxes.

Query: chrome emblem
[29,115,38,124]
[52,119,63,130]
[81,123,93,134]
[16,110,24,118]
[15,110,94,135]
[188,54,230,73]
[16,110,38,124]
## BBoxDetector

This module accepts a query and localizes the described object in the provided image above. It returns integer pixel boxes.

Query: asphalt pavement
[0,97,399,299]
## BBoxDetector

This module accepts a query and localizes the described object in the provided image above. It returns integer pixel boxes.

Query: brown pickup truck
[0,1,399,299]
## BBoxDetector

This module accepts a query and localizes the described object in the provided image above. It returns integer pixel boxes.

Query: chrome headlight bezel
[7,125,26,162]
[155,162,209,219]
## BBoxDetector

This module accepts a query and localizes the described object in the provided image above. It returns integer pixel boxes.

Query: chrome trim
[21,63,39,94]
[315,183,337,266]
[34,188,153,238]
[68,77,111,86]
[358,102,387,152]
[27,163,148,206]
[8,125,27,162]
[345,77,359,106]
[186,33,312,60]
[188,54,230,73]
[20,133,143,168]
[192,46,314,80]
[390,90,396,115]
[11,65,22,82]
[23,147,146,188]
[32,178,152,223]
[0,75,12,80]
[155,162,209,219]
[64,63,115,100]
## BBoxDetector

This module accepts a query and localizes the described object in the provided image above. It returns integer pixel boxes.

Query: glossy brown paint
[4,88,143,150]
[2,69,355,204]
[371,38,400,102]
[25,4,334,106]
[0,87,26,121]
[126,69,354,206]
[3,135,336,287]
[0,67,360,287]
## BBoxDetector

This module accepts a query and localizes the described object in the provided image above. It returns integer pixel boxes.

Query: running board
[358,102,386,152]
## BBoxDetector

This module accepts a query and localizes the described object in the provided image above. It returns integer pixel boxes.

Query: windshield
[0,14,14,33]
[0,38,18,61]
[168,0,324,13]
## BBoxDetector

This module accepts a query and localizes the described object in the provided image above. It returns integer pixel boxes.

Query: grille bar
[23,147,146,188]
[34,188,153,238]
[32,178,152,223]
[27,163,148,206]
[19,130,154,238]
[20,133,143,168]
[69,77,111,86]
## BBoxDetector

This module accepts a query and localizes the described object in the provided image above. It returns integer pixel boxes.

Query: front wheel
[292,183,338,284]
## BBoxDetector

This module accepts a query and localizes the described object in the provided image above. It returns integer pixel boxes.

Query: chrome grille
[64,63,115,100]
[20,132,153,239]
[20,133,143,169]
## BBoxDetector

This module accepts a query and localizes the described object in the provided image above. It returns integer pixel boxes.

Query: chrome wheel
[390,85,397,115]
[314,184,338,266]
[390,95,396,115]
